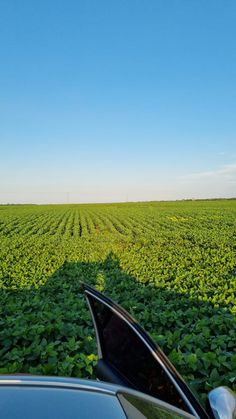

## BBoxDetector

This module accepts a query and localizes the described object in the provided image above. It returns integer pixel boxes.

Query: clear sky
[0,0,236,204]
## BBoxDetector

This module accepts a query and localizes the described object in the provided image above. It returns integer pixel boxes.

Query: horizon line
[1,197,236,206]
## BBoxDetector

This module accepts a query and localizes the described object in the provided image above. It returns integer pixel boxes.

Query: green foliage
[0,200,235,405]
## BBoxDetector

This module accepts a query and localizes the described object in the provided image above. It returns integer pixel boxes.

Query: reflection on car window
[118,393,194,419]
[89,297,188,412]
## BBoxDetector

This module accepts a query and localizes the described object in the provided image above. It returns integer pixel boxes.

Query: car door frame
[83,283,209,419]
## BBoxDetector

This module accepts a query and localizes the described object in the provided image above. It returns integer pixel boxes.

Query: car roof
[0,375,196,419]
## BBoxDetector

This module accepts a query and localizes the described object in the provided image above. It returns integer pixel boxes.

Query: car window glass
[88,296,188,412]
[118,393,195,419]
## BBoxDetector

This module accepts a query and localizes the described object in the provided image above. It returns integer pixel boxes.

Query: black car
[0,284,235,418]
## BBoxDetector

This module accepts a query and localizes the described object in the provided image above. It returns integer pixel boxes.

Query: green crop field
[0,200,235,404]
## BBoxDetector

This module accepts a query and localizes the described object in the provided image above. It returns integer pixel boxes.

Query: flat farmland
[0,200,235,403]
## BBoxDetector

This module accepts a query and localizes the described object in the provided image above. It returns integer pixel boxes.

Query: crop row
[0,207,159,238]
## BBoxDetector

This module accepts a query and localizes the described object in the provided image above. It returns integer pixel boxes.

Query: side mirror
[208,386,236,419]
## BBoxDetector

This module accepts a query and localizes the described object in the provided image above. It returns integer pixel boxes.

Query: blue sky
[0,0,236,203]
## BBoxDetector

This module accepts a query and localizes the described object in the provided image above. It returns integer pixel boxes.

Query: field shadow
[0,252,235,402]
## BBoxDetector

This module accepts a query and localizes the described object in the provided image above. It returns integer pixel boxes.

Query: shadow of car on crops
[0,252,235,410]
